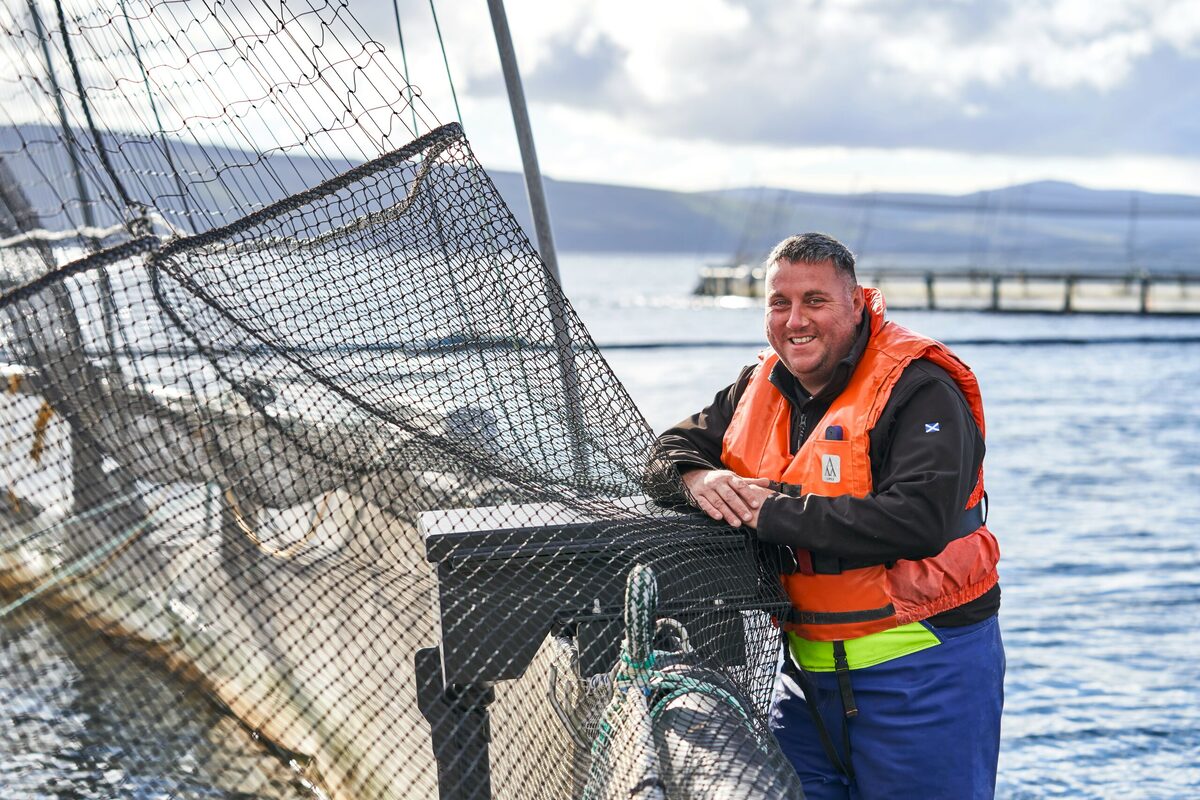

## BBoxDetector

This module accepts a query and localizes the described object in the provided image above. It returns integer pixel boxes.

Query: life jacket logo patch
[925,422,940,433]
[821,453,841,483]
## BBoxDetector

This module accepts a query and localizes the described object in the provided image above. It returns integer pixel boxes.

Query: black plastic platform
[421,499,787,683]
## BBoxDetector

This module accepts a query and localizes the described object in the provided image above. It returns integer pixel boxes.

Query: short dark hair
[766,233,857,284]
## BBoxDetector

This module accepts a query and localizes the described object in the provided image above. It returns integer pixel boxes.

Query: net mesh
[0,2,800,798]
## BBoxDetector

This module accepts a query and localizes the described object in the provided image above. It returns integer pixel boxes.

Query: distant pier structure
[695,266,1200,315]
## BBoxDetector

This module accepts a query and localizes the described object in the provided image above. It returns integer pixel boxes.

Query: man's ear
[852,284,865,320]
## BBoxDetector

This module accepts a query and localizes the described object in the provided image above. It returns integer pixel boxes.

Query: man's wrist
[754,492,795,546]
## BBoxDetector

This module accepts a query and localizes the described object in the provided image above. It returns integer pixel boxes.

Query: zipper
[792,410,808,455]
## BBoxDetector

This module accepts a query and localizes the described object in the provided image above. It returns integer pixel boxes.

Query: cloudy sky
[374,0,1200,195]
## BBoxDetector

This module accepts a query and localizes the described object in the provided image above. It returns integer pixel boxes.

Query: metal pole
[486,0,589,486]
[486,0,562,284]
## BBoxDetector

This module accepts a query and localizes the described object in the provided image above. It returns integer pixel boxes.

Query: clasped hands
[681,468,777,528]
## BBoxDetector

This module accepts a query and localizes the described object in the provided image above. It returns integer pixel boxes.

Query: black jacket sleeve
[755,360,985,564]
[653,364,756,472]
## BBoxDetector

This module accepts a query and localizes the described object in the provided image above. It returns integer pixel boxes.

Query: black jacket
[653,319,999,626]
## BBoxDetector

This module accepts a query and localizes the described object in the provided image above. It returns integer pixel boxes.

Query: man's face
[764,258,864,395]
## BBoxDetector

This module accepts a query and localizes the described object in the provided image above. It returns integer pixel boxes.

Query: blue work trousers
[770,616,1005,800]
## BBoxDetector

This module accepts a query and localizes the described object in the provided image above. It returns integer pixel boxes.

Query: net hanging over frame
[0,2,803,798]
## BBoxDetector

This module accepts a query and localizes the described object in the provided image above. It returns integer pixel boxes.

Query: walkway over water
[696,266,1200,315]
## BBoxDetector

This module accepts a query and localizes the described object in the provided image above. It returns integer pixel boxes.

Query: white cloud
[454,0,1199,144]
[1153,0,1200,52]
[16,0,1189,198]
[589,0,751,103]
[467,97,1200,197]
[436,0,1200,194]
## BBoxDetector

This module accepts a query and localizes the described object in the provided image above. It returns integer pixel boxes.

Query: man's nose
[786,306,810,329]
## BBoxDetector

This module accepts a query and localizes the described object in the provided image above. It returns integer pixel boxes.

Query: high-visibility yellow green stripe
[789,622,941,672]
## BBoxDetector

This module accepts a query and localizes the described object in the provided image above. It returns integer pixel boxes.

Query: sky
[367,0,1200,196]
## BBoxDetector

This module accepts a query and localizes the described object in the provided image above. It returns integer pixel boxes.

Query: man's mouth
[788,336,815,345]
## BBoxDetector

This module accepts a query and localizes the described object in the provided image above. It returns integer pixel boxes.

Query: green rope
[581,562,767,796]
[620,650,657,671]
[647,675,757,728]
[624,563,657,665]
[583,649,765,799]
[427,0,463,128]
[585,564,659,765]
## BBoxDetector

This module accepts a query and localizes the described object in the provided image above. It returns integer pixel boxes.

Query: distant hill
[3,125,1198,272]
[489,176,1200,272]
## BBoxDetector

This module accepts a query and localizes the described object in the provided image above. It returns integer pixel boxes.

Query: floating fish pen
[0,2,805,797]
[0,120,803,800]
[695,266,1200,315]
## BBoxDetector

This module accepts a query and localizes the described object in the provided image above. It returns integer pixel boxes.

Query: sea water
[3,251,1198,798]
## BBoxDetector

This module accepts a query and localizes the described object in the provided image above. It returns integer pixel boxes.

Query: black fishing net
[0,2,802,798]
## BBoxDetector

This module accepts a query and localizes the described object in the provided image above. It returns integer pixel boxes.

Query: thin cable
[27,0,101,242]
[391,0,421,135]
[118,0,194,233]
[428,0,463,128]
[52,0,141,218]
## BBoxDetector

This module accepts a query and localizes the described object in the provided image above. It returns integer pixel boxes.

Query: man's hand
[681,469,776,528]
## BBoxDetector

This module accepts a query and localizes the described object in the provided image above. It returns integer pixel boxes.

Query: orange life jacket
[721,288,1000,641]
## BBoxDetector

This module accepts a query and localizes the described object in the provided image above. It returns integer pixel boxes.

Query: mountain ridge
[3,125,1196,270]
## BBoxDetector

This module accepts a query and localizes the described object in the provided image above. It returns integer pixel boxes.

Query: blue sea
[4,251,1199,798]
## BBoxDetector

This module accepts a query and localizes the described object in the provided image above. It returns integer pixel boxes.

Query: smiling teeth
[789,336,814,344]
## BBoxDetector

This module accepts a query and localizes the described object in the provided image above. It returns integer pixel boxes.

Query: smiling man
[654,233,1004,799]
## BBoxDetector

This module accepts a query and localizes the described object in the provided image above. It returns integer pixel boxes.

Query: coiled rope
[580,564,764,798]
